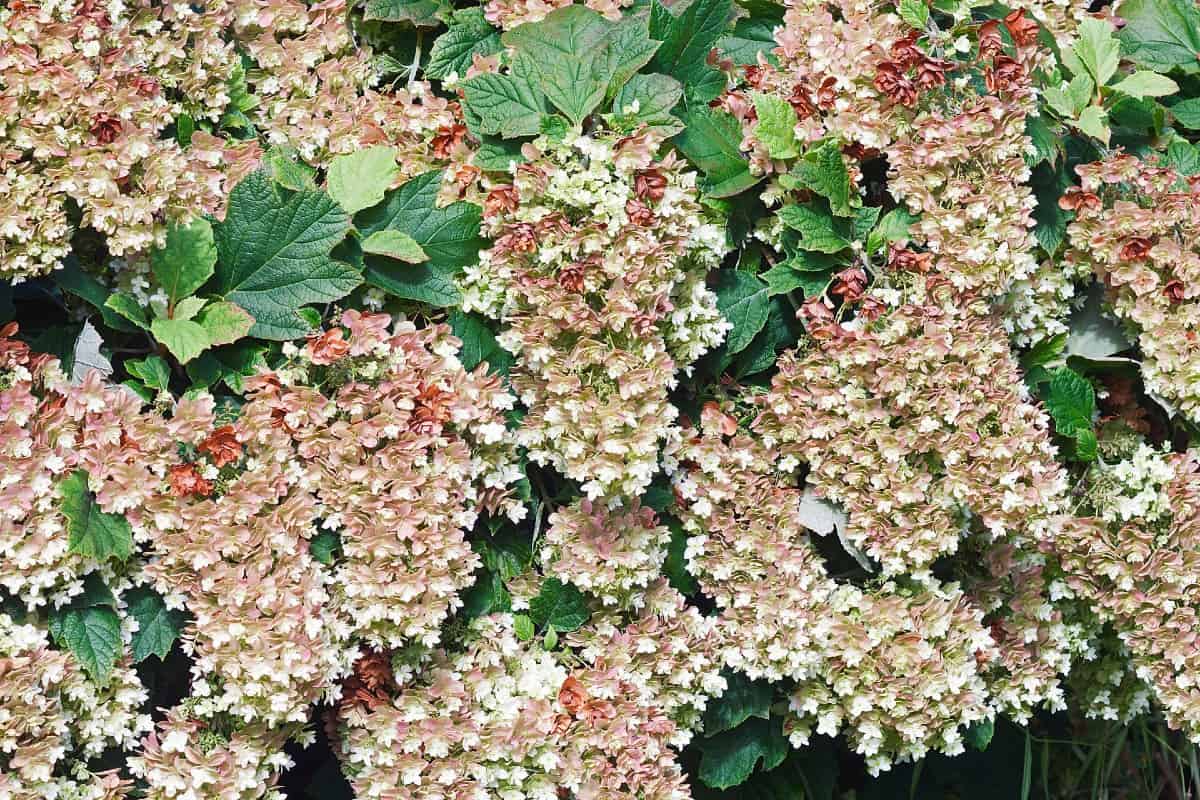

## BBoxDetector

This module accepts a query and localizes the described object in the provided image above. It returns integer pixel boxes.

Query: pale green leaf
[462,70,546,138]
[1073,105,1111,144]
[361,230,429,263]
[777,203,851,252]
[1111,70,1179,98]
[195,301,254,347]
[103,292,149,330]
[752,92,799,160]
[898,0,929,29]
[606,73,685,135]
[151,318,210,364]
[327,146,400,215]
[1072,18,1121,87]
[152,218,217,305]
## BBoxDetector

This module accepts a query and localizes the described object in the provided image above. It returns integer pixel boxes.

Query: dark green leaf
[49,602,122,683]
[696,716,790,790]
[1043,367,1096,436]
[449,311,514,375]
[649,0,733,101]
[213,171,358,340]
[1118,0,1200,73]
[462,67,547,138]
[966,718,996,751]
[673,108,761,198]
[703,672,773,735]
[59,470,133,562]
[126,356,171,391]
[363,0,447,25]
[310,531,341,565]
[714,270,770,355]
[426,22,502,80]
[528,577,590,631]
[125,586,186,662]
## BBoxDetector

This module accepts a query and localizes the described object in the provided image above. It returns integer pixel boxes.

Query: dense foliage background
[3,0,1200,796]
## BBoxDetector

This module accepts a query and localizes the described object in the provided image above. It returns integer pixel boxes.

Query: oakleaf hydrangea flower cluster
[461,131,728,499]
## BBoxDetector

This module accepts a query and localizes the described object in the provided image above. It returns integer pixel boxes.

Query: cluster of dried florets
[540,498,671,607]
[667,305,1078,772]
[0,315,522,794]
[756,303,1069,576]
[0,0,468,282]
[1058,447,1200,739]
[1064,155,1200,424]
[0,613,147,800]
[337,594,724,800]
[461,132,728,499]
[483,0,631,29]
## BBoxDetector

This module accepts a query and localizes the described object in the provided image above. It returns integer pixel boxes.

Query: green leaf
[126,355,171,391]
[152,218,217,305]
[1073,105,1111,144]
[714,270,770,355]
[363,0,447,25]
[151,318,210,364]
[606,73,685,136]
[49,603,122,684]
[474,136,528,172]
[185,341,268,393]
[195,301,253,347]
[966,718,996,751]
[664,519,698,595]
[262,147,318,192]
[125,586,186,662]
[703,672,773,735]
[460,568,512,619]
[503,5,612,62]
[793,140,854,216]
[718,16,780,66]
[1111,70,1179,98]
[309,531,341,565]
[733,298,798,377]
[1044,367,1096,436]
[326,146,400,215]
[761,263,829,297]
[674,107,761,198]
[426,21,502,80]
[1118,0,1200,73]
[867,207,917,254]
[356,171,485,307]
[778,203,850,252]
[449,310,514,375]
[513,614,535,641]
[1170,97,1200,128]
[649,0,733,101]
[752,92,799,160]
[104,292,150,330]
[462,70,547,138]
[53,260,139,333]
[1070,18,1120,87]
[696,716,790,789]
[1166,138,1200,174]
[59,470,133,562]
[361,230,429,263]
[596,17,662,99]
[528,577,590,631]
[213,171,358,340]
[542,55,610,126]
[898,0,929,29]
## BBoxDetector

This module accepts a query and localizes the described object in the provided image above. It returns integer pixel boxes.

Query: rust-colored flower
[497,222,538,254]
[625,198,656,226]
[89,113,122,145]
[536,212,572,238]
[873,62,918,106]
[978,20,1004,57]
[915,56,953,90]
[199,425,242,468]
[306,328,351,365]
[1164,279,1186,303]
[816,75,838,110]
[412,382,453,430]
[484,185,519,217]
[985,55,1025,93]
[338,649,395,714]
[788,83,819,118]
[889,246,934,273]
[831,267,869,302]
[558,261,588,293]
[1058,187,1102,214]
[1119,237,1154,261]
[635,168,667,202]
[798,296,841,339]
[558,675,588,714]
[890,32,924,69]
[167,463,213,498]
[1003,8,1040,47]
[431,123,467,159]
[857,295,887,322]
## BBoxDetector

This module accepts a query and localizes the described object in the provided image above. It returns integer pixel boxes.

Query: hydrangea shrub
[2,0,1200,796]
